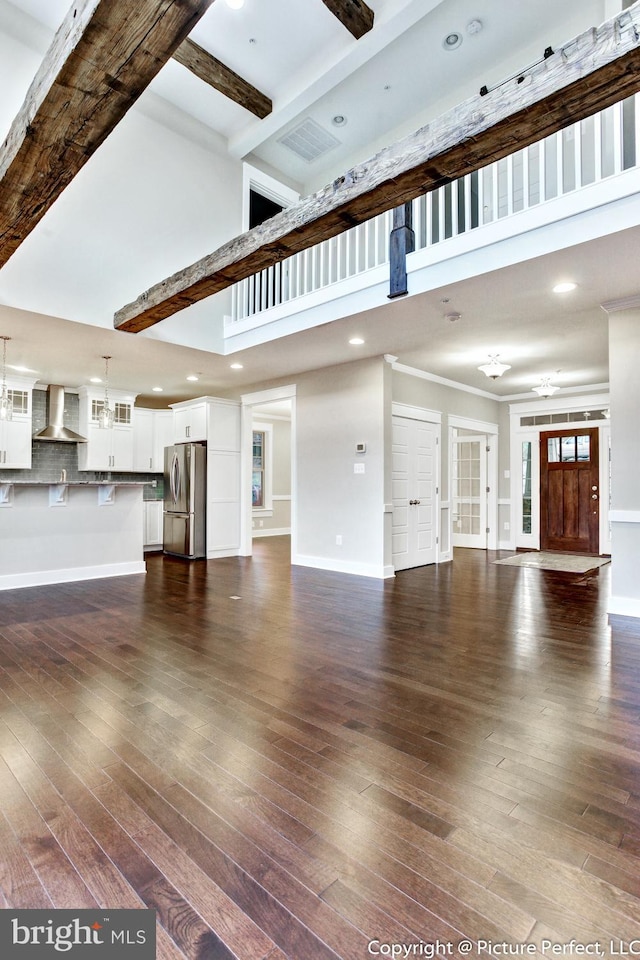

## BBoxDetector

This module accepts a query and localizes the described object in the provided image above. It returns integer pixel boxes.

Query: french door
[452,436,487,549]
[392,416,438,571]
[540,428,599,553]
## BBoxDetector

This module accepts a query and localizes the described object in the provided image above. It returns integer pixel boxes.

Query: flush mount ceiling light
[152,386,164,393]
[533,376,559,397]
[444,312,461,323]
[349,337,365,345]
[186,375,199,382]
[442,32,462,51]
[478,355,511,379]
[553,281,577,294]
[0,336,13,422]
[230,363,243,370]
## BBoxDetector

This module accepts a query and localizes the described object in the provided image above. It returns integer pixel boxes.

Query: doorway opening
[240,385,296,562]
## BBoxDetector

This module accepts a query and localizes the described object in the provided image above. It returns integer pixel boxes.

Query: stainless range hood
[33,385,87,443]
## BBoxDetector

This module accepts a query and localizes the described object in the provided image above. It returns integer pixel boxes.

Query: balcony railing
[229,95,640,328]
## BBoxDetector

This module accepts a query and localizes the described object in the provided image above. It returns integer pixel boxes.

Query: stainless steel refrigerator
[163,443,206,558]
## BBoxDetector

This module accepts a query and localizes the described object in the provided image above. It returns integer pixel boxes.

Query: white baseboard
[252,527,291,538]
[293,553,391,579]
[0,560,146,592]
[608,595,640,619]
[207,547,241,559]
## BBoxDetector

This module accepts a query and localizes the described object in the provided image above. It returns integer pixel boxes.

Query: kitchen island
[0,481,146,590]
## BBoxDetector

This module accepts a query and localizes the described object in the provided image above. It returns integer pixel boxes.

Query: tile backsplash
[2,390,164,500]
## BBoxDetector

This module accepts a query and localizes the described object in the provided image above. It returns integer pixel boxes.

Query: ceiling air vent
[278,118,341,163]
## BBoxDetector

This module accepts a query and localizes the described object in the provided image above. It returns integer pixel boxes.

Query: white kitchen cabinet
[172,401,207,442]
[153,411,173,471]
[78,386,136,471]
[133,409,173,473]
[143,499,163,549]
[133,409,154,472]
[0,378,36,470]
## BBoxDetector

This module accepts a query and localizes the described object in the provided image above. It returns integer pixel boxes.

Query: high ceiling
[0,0,628,404]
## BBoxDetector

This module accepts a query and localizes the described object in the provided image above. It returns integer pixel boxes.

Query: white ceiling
[0,0,628,405]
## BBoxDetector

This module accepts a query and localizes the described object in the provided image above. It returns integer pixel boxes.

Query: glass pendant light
[0,336,13,422]
[97,355,114,429]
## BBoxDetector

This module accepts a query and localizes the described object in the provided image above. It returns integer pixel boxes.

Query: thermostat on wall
[355,442,366,454]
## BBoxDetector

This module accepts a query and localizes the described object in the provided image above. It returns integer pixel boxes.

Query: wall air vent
[278,118,341,163]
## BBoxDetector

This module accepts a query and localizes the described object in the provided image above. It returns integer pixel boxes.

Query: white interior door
[392,416,438,571]
[452,435,487,548]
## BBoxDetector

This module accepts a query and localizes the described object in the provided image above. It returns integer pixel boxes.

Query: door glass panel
[547,438,560,462]
[577,435,591,461]
[522,441,532,534]
[561,436,576,461]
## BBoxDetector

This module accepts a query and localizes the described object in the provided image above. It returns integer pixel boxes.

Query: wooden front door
[540,428,600,553]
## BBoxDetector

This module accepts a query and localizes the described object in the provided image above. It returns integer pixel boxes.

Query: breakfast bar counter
[0,481,146,590]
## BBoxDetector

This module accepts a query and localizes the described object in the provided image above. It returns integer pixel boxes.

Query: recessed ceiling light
[89,377,102,384]
[553,281,577,293]
[152,386,163,392]
[332,115,347,127]
[230,363,243,369]
[225,0,245,9]
[349,337,365,345]
[442,32,462,51]
[186,375,199,382]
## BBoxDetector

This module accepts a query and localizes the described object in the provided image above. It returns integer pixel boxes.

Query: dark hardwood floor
[1,539,639,959]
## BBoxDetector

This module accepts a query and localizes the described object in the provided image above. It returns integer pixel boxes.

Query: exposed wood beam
[173,38,272,119]
[321,0,374,39]
[0,0,215,269]
[115,10,640,333]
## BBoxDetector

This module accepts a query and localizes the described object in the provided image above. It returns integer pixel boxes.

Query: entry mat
[495,552,611,573]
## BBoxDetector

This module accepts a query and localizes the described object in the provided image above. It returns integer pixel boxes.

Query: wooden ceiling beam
[0,0,215,269]
[321,0,374,39]
[112,9,640,333]
[173,38,272,119]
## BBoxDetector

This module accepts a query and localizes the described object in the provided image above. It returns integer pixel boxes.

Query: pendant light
[478,355,511,379]
[98,355,114,429]
[533,376,559,398]
[0,336,13,422]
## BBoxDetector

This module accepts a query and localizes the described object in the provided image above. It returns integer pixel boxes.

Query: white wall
[294,358,387,577]
[606,303,640,617]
